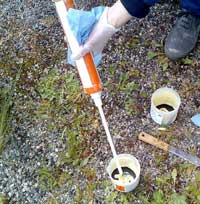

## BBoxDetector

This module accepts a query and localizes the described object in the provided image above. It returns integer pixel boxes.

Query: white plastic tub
[106,154,140,192]
[150,87,181,125]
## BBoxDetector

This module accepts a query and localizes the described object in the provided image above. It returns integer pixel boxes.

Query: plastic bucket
[150,87,181,125]
[106,154,140,192]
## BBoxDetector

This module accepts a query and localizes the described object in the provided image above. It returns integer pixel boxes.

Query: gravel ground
[0,0,200,204]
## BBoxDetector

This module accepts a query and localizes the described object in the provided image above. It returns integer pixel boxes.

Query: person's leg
[144,0,159,5]
[164,0,200,60]
[181,0,200,16]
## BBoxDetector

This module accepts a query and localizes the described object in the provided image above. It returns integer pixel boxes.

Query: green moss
[120,194,131,204]
[0,87,13,154]
[0,194,9,204]
[58,129,83,167]
[38,166,72,192]
[151,168,200,204]
[100,179,111,189]
[108,66,116,76]
[58,171,72,187]
[38,166,59,191]
[38,70,81,103]
[47,197,61,204]
[74,185,84,204]
[85,182,97,202]
[36,68,99,201]
[126,36,140,49]
[128,68,141,78]
[169,193,187,204]
[181,58,194,65]
[140,90,148,98]
[125,99,142,116]
[147,50,169,72]
[83,167,96,181]
[154,152,168,166]
[0,69,19,154]
[122,82,140,95]
[73,167,97,203]
[151,190,164,204]
[106,192,118,204]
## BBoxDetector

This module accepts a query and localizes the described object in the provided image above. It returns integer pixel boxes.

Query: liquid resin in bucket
[111,167,136,185]
[156,104,174,112]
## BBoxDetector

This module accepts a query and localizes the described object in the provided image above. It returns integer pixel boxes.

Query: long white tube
[97,105,123,175]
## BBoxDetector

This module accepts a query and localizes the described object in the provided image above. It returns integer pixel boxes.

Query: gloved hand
[72,0,132,60]
[72,7,117,60]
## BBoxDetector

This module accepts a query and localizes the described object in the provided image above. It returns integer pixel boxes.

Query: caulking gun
[53,0,124,176]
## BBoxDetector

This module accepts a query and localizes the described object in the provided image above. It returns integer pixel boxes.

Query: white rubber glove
[72,7,117,60]
[72,0,132,60]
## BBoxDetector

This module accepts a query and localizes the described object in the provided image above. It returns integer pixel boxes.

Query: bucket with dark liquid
[106,154,140,192]
[150,87,181,125]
